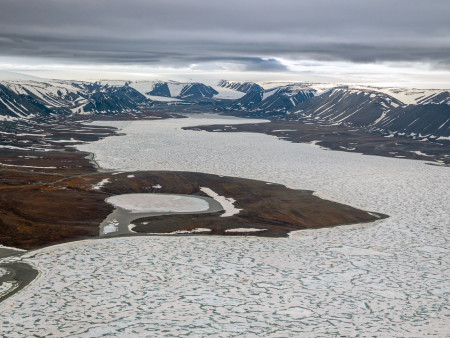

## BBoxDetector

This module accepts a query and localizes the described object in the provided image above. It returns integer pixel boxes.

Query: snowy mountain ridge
[0,74,448,141]
[0,79,149,120]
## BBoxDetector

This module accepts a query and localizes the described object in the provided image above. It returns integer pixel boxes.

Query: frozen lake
[99,193,223,236]
[1,114,449,336]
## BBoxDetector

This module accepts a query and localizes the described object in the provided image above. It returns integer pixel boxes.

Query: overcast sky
[0,0,449,87]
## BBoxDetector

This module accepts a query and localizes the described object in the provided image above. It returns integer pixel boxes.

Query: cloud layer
[0,0,449,71]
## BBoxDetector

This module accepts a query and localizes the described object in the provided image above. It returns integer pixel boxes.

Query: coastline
[0,112,383,250]
[0,111,387,304]
[184,117,450,165]
[0,113,448,335]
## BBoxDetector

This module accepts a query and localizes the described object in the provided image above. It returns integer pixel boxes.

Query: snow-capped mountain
[0,73,448,141]
[0,78,150,120]
[217,80,263,93]
[363,87,450,106]
[215,80,449,140]
[112,80,219,101]
[289,86,449,139]
[226,85,316,115]
[291,87,404,126]
[370,104,450,140]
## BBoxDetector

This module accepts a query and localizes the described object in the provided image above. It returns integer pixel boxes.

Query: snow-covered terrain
[356,86,450,105]
[218,80,450,104]
[1,115,449,336]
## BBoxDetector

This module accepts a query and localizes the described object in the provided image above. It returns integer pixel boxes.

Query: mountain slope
[0,79,151,119]
[217,80,264,93]
[371,104,450,139]
[126,80,219,101]
[0,84,55,119]
[226,85,316,115]
[178,83,218,99]
[290,87,449,140]
[291,87,403,126]
[81,84,149,114]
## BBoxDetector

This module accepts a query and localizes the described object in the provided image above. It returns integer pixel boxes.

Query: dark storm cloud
[0,0,449,69]
[242,58,288,72]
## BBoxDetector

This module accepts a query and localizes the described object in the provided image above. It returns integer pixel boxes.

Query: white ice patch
[0,245,26,252]
[48,138,82,143]
[200,187,241,217]
[91,178,110,191]
[146,95,181,102]
[210,86,246,100]
[105,193,209,213]
[271,129,296,132]
[0,145,28,150]
[102,220,119,235]
[170,228,212,234]
[225,228,267,233]
[0,267,8,278]
[0,281,17,296]
[0,163,57,169]
[436,136,450,141]
[410,150,433,157]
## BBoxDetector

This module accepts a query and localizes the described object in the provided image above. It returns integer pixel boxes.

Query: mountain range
[0,73,448,142]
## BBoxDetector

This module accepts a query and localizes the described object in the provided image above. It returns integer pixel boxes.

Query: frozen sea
[1,114,449,336]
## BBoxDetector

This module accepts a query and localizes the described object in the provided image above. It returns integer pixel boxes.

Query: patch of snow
[146,95,181,102]
[91,178,110,191]
[271,129,296,132]
[0,281,17,296]
[170,228,212,234]
[47,138,82,143]
[0,145,30,150]
[410,151,433,157]
[200,187,241,217]
[225,228,267,233]
[0,267,9,278]
[166,82,185,97]
[0,163,57,169]
[210,86,246,100]
[102,220,119,235]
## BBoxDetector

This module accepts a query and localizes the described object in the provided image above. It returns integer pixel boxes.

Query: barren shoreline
[184,117,450,165]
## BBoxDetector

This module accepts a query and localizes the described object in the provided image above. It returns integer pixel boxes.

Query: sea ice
[0,114,448,336]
